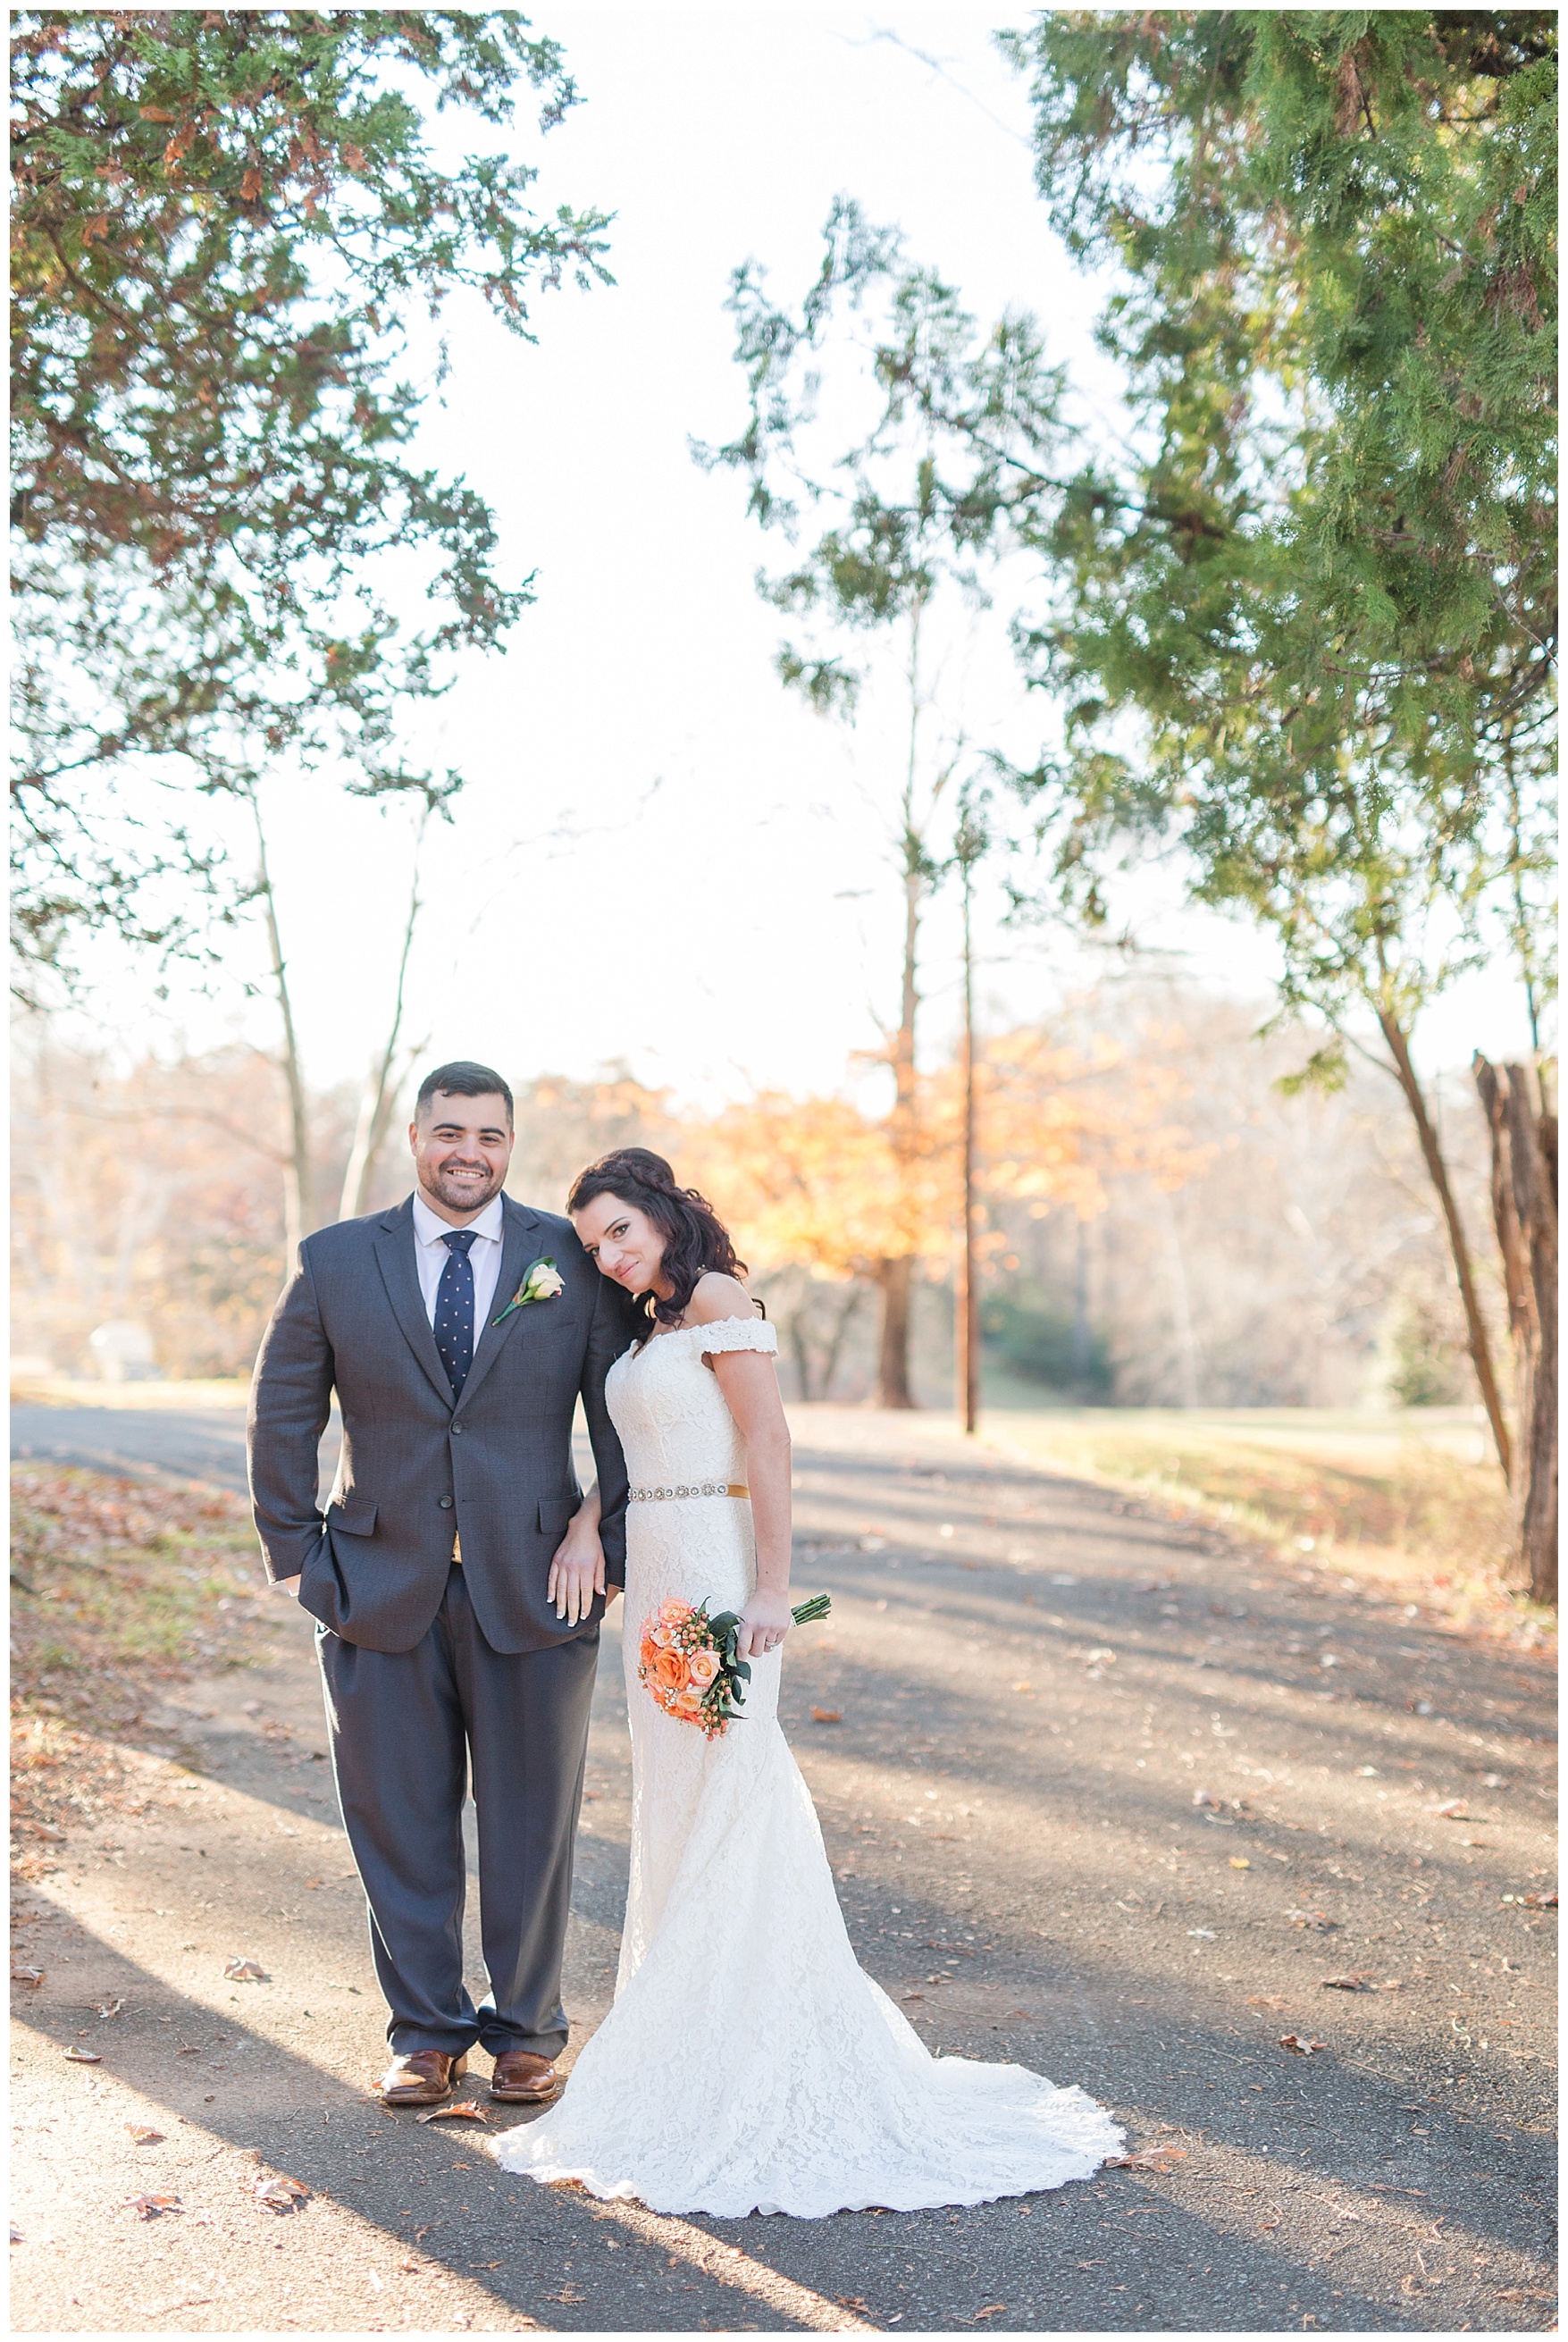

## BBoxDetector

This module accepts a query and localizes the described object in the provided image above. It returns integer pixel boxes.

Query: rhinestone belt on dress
[628,1482,750,1502]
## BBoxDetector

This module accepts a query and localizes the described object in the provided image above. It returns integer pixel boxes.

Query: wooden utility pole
[954,813,983,1434]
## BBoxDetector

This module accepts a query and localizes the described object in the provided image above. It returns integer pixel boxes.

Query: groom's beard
[423,1160,505,1213]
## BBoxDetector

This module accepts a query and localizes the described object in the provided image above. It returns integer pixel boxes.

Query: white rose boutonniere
[492,1256,566,1326]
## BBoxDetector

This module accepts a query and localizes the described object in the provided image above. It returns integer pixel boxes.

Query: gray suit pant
[316,1564,600,2059]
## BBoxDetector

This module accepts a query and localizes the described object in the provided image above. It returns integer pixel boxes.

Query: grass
[977,1392,1553,1650]
[10,1465,282,1858]
[10,1376,250,1408]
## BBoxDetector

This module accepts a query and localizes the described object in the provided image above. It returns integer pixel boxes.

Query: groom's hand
[547,1526,607,1627]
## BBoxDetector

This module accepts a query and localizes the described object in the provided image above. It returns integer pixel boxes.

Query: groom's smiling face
[409,1090,514,1222]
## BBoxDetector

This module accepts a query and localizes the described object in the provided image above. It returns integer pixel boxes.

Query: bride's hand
[548,1526,606,1627]
[735,1587,793,1660]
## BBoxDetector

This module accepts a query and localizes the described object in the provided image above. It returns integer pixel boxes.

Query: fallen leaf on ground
[900,1992,926,2002]
[415,2101,490,2125]
[1279,2035,1327,2056]
[1246,1995,1290,2010]
[63,2047,100,2063]
[1321,1975,1372,1992]
[1432,1801,1468,1819]
[124,2123,164,2145]
[32,1824,65,1843]
[1229,1857,1251,1869]
[971,2307,1007,2321]
[124,2194,180,2220]
[1192,1790,1223,1809]
[1107,2147,1188,2172]
[96,1997,125,2019]
[1010,1682,1034,1693]
[810,1708,843,1724]
[254,2175,310,2212]
[9,2223,21,2244]
[11,1967,45,1986]
[1285,1910,1338,1930]
[223,1957,267,1982]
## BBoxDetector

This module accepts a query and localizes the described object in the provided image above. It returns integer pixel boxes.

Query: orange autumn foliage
[681,1023,1210,1282]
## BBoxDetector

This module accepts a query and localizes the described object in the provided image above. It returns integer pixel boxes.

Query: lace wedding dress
[494,1317,1122,2218]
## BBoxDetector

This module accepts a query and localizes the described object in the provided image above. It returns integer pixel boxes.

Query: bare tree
[337,805,430,1221]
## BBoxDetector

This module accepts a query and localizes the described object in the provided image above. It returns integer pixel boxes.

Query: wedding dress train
[494,1316,1122,2218]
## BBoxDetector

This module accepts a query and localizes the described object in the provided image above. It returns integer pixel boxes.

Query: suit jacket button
[451,1423,464,1435]
[439,1497,454,1510]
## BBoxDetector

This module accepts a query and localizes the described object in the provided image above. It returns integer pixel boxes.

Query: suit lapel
[373,1199,457,1410]
[455,1196,541,1417]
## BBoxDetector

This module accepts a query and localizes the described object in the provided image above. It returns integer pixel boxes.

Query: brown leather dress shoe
[490,2048,560,2103]
[379,2048,467,2105]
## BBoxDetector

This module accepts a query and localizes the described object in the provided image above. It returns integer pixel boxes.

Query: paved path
[11,1402,257,1492]
[9,1402,1557,2332]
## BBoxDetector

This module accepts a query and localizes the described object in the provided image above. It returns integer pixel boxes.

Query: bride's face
[574,1192,667,1297]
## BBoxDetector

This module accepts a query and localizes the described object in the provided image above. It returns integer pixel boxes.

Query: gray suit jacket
[247,1193,636,1655]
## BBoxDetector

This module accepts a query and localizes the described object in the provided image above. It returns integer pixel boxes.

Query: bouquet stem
[790,1592,832,1624]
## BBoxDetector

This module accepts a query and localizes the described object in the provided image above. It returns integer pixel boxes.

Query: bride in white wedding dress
[493,1149,1122,2219]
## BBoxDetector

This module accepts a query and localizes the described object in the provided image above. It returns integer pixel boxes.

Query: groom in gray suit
[247,1062,635,2105]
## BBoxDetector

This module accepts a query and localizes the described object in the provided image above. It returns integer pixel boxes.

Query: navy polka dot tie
[435,1230,478,1400]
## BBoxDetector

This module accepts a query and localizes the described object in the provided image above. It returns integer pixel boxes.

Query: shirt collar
[412,1190,506,1247]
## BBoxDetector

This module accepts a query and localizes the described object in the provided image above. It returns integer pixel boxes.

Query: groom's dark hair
[415,1062,514,1123]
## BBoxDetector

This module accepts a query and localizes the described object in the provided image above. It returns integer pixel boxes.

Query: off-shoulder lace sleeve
[689,1315,778,1357]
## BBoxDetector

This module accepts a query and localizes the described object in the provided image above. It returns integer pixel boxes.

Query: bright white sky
[68,5,1539,1107]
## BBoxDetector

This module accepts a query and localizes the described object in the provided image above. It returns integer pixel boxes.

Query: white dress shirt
[411,1190,507,1333]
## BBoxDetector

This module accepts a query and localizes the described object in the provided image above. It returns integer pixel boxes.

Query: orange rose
[658,1599,690,1626]
[671,1690,705,1718]
[686,1649,720,1690]
[639,1638,660,1673]
[653,1648,691,1692]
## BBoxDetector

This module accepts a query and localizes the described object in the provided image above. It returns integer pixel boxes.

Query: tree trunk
[1070,1214,1094,1384]
[876,1256,917,1408]
[819,1282,863,1403]
[252,797,312,1265]
[872,856,924,1410]
[338,810,427,1221]
[871,593,931,1414]
[786,1303,813,1404]
[1474,1056,1557,1604]
[1377,1008,1511,1482]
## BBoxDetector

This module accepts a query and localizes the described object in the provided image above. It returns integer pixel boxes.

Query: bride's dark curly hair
[566,1148,750,1336]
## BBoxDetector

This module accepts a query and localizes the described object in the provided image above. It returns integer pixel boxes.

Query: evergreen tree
[995,10,1556,1478]
[12,8,609,981]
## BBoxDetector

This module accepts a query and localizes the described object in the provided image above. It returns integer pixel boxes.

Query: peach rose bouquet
[637,1592,832,1739]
